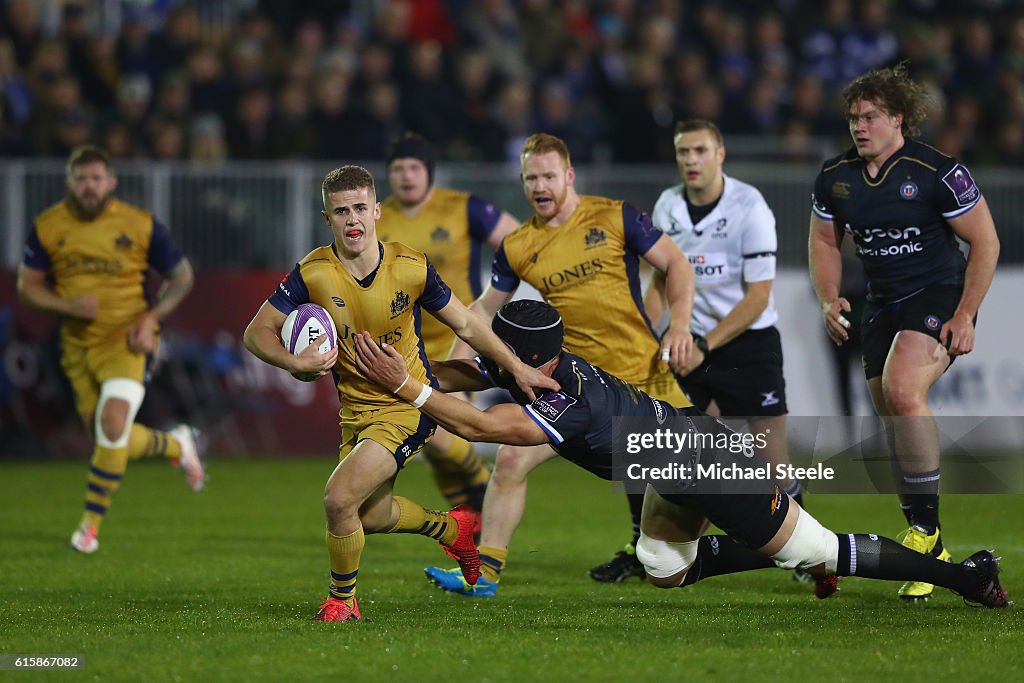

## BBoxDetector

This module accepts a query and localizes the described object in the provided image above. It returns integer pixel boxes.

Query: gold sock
[386,496,459,545]
[426,437,491,506]
[478,545,507,583]
[82,445,128,532]
[127,424,182,461]
[326,527,364,604]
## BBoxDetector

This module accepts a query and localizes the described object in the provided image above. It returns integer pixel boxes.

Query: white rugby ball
[281,303,338,355]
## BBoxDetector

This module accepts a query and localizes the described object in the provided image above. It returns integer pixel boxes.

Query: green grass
[2,457,1022,682]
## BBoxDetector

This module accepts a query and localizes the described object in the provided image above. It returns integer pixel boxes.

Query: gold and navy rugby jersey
[269,241,452,412]
[379,187,501,359]
[23,198,183,347]
[491,196,665,384]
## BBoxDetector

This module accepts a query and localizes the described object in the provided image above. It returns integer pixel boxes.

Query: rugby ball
[281,303,338,355]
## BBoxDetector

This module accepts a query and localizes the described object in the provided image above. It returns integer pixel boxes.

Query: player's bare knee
[882,380,924,416]
[94,379,144,449]
[493,445,531,485]
[323,490,358,524]
[98,399,130,443]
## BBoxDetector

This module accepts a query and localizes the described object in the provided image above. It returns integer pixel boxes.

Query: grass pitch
[2,456,1022,682]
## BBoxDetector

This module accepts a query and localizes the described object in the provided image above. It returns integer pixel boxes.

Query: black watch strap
[692,333,710,356]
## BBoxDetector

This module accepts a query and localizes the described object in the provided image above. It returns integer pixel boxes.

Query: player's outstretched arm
[355,333,548,446]
[243,301,337,377]
[448,284,515,360]
[432,294,558,401]
[808,213,850,345]
[353,331,488,392]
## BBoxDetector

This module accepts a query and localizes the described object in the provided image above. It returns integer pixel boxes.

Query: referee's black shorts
[682,326,787,417]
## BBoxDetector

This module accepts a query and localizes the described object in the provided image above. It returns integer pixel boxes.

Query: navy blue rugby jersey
[811,139,978,302]
[477,351,687,480]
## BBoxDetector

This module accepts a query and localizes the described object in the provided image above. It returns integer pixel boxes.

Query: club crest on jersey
[430,226,450,242]
[584,227,606,249]
[831,181,851,198]
[115,234,133,250]
[924,314,941,331]
[900,181,918,199]
[711,217,729,238]
[390,290,410,318]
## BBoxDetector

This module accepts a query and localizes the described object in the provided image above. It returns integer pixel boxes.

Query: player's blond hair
[520,133,571,170]
[322,165,376,208]
[842,63,931,137]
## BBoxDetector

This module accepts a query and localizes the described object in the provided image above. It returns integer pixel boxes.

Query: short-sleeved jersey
[269,241,452,413]
[491,196,664,384]
[811,139,974,302]
[379,188,501,360]
[479,351,686,480]
[22,198,183,348]
[653,175,779,335]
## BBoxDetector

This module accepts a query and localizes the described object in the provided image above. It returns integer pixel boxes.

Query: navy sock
[897,468,940,534]
[834,533,968,593]
[680,535,777,587]
[627,493,644,547]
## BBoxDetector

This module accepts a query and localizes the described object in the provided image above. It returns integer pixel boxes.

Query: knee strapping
[95,379,145,449]
[771,508,839,573]
[636,533,699,579]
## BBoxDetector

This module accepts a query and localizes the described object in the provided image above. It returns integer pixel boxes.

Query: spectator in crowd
[3,1,1024,165]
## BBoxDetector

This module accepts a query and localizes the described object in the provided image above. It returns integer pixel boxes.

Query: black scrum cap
[386,132,435,185]
[491,300,564,368]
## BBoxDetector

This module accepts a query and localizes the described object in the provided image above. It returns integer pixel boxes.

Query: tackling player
[242,165,557,622]
[354,300,1009,609]
[17,145,203,554]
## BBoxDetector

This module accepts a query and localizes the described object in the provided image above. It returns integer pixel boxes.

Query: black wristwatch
[691,333,710,357]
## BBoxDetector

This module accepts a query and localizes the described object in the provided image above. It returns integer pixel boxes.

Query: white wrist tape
[411,384,433,408]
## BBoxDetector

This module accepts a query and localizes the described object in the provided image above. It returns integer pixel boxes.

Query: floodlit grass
[2,457,1022,682]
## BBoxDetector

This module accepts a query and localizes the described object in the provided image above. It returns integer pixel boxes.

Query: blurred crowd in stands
[2,0,1022,165]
